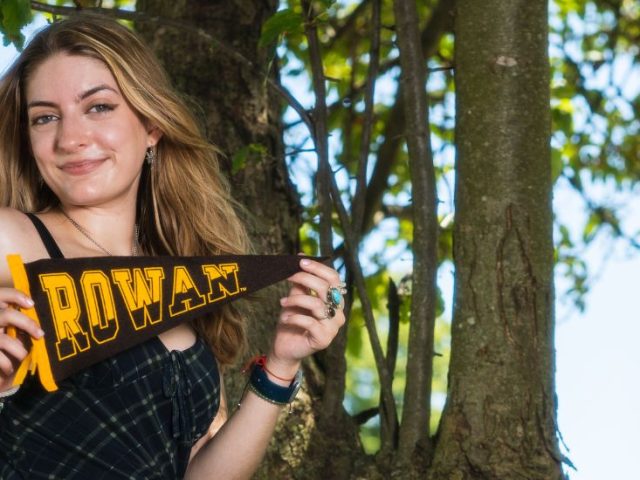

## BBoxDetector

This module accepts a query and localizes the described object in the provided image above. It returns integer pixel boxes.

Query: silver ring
[326,285,346,310]
[322,304,336,320]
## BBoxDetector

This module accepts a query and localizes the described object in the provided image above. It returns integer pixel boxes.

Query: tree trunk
[393,0,438,471]
[428,1,565,478]
[134,1,367,478]
[130,0,567,478]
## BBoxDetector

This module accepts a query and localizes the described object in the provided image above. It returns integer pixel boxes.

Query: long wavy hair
[0,13,251,366]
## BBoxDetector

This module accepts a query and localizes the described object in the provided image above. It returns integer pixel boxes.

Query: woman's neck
[56,205,139,257]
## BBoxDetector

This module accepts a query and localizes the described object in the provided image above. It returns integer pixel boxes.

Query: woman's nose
[55,115,90,153]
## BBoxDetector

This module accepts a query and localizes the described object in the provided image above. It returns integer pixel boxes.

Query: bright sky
[1,13,637,480]
[556,253,640,480]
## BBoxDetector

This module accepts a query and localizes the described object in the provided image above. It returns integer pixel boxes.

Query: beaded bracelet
[239,355,303,409]
[0,386,20,398]
[243,354,296,382]
[0,386,20,414]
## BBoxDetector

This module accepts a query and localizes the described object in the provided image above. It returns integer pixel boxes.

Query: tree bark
[126,0,567,478]
[362,0,455,235]
[429,1,565,478]
[393,0,438,472]
[134,0,300,472]
[134,1,368,478]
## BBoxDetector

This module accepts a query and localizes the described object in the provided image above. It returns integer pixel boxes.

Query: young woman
[0,13,344,479]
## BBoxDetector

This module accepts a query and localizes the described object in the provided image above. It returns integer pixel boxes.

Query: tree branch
[362,0,455,235]
[386,278,401,377]
[329,161,400,453]
[325,0,456,119]
[326,0,371,50]
[31,1,142,20]
[352,0,381,235]
[301,0,333,267]
[301,0,346,420]
[302,1,398,450]
[393,0,439,465]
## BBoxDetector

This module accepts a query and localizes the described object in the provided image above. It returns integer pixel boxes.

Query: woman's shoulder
[0,205,38,237]
[0,207,35,246]
[0,208,47,285]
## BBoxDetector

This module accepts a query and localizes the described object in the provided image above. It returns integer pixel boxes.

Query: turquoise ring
[326,284,347,309]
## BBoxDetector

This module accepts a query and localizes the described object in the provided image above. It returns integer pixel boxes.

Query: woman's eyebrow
[27,84,119,110]
[77,84,118,101]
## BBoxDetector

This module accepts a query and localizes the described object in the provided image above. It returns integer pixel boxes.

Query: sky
[1,12,638,480]
[556,252,640,480]
[553,181,640,480]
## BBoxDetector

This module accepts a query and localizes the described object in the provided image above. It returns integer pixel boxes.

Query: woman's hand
[266,258,346,380]
[0,288,44,391]
[186,258,347,478]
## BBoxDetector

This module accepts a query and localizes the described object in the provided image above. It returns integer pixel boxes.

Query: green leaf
[583,212,599,242]
[259,9,304,49]
[551,147,564,182]
[346,317,364,357]
[315,0,337,9]
[231,147,249,174]
[231,143,267,174]
[0,0,31,50]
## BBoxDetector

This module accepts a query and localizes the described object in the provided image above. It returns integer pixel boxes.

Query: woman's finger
[298,259,341,287]
[280,313,341,347]
[289,260,345,305]
[0,308,44,340]
[287,271,327,294]
[0,288,34,310]
[280,295,327,320]
[0,334,29,362]
[0,351,16,376]
[285,282,309,297]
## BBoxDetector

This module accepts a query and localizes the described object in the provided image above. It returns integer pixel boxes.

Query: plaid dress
[0,214,221,479]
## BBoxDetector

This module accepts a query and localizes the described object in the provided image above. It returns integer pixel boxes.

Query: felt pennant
[6,254,312,392]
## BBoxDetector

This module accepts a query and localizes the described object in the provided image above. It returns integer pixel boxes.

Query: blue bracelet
[248,363,303,405]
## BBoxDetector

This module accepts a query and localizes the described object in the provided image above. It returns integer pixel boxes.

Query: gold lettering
[112,268,164,330]
[169,266,206,316]
[81,271,118,345]
[39,273,90,360]
[202,263,241,302]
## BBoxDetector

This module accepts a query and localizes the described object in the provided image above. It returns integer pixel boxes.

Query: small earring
[145,148,156,165]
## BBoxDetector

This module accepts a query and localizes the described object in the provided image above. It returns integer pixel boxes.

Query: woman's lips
[60,158,106,175]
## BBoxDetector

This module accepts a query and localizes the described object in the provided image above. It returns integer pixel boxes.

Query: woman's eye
[31,115,57,126]
[89,103,116,114]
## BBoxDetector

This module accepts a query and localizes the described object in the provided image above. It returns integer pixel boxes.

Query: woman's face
[25,53,161,209]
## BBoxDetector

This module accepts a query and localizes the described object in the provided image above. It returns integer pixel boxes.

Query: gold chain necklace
[61,210,139,256]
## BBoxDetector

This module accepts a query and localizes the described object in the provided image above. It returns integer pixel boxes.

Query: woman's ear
[146,124,163,147]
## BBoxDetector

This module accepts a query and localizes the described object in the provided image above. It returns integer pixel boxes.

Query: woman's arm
[0,208,50,392]
[188,376,229,462]
[185,381,294,479]
[184,258,345,479]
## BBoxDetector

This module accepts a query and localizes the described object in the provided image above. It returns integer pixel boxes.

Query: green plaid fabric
[0,336,220,479]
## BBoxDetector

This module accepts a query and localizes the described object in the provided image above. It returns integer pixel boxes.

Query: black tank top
[25,213,64,258]
[0,213,221,479]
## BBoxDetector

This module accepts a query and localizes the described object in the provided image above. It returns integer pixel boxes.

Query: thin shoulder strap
[24,213,64,259]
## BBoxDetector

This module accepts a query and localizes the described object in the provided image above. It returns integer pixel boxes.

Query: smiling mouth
[60,158,106,175]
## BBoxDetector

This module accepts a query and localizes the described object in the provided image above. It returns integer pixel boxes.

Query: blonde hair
[0,13,251,365]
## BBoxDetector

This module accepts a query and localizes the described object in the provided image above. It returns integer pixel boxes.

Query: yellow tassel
[6,255,58,392]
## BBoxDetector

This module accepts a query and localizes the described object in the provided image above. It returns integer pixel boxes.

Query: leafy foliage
[276,0,640,450]
[259,8,304,49]
[1,0,638,461]
[0,0,31,49]
[550,0,640,310]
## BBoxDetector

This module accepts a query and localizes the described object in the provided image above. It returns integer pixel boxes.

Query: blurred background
[1,1,638,478]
